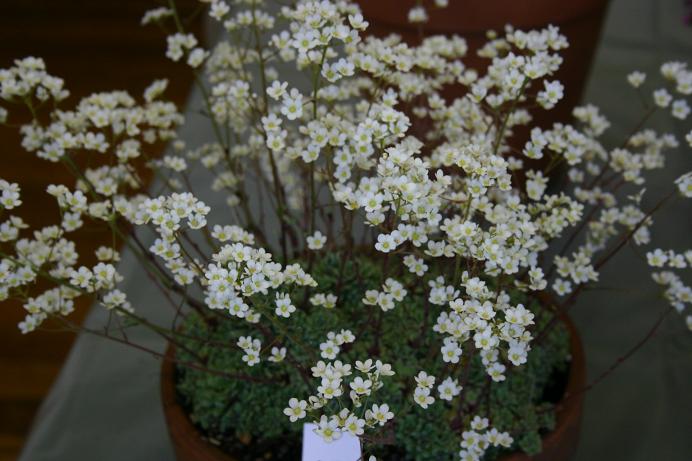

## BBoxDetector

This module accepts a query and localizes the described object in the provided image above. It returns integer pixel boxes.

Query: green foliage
[175,254,570,460]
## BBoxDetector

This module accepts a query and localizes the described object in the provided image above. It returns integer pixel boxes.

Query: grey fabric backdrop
[18,0,692,459]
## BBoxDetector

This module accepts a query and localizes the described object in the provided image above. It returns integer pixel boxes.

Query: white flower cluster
[18,288,76,334]
[319,329,355,360]
[0,178,110,330]
[137,193,210,237]
[0,57,68,104]
[362,278,407,312]
[0,218,94,332]
[204,243,316,319]
[134,193,210,286]
[285,358,395,442]
[459,416,513,461]
[17,83,181,165]
[0,216,27,243]
[237,335,261,366]
[413,371,436,408]
[433,273,535,381]
[403,254,428,276]
[309,292,337,309]
[648,248,692,327]
[166,32,208,68]
[211,224,255,245]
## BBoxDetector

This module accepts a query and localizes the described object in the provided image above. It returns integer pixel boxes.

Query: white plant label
[301,423,362,461]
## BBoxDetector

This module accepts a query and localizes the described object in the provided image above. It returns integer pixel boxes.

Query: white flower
[281,89,303,120]
[241,349,260,366]
[553,278,573,297]
[292,30,318,54]
[0,180,21,209]
[102,289,130,311]
[318,380,343,400]
[653,88,672,107]
[69,266,93,290]
[187,48,208,68]
[413,386,435,409]
[261,113,282,132]
[470,415,489,431]
[366,403,394,426]
[437,377,462,401]
[92,263,119,290]
[349,376,372,395]
[267,81,287,100]
[315,415,341,443]
[209,0,230,20]
[488,362,506,382]
[376,292,395,311]
[335,329,355,344]
[163,156,187,172]
[507,343,528,366]
[414,371,436,388]
[275,292,296,318]
[268,346,286,363]
[374,360,395,377]
[676,173,692,197]
[355,359,374,373]
[537,80,564,109]
[408,6,428,23]
[374,233,397,253]
[307,231,326,250]
[283,398,307,422]
[646,249,669,267]
[672,99,690,120]
[141,7,172,25]
[348,13,368,30]
[320,340,339,360]
[474,328,498,351]
[266,130,286,151]
[627,71,646,88]
[343,414,366,436]
[441,340,463,363]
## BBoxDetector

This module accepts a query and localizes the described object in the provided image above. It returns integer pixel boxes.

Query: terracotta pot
[496,314,586,461]
[161,347,234,461]
[161,315,586,461]
[356,0,610,131]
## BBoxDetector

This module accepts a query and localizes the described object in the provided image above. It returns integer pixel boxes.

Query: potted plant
[1,1,690,460]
